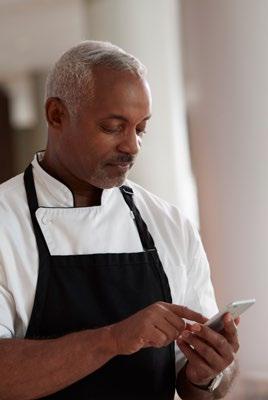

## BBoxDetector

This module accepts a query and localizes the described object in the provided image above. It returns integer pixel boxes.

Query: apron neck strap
[120,185,156,251]
[24,164,50,256]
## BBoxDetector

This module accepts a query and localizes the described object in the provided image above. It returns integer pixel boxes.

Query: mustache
[106,154,135,164]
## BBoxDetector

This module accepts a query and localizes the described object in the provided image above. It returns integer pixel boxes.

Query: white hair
[45,40,147,118]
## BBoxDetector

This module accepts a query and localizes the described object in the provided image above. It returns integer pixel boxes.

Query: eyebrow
[103,114,152,122]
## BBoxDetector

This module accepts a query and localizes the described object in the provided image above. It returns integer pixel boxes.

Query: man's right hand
[0,303,206,400]
[109,302,207,355]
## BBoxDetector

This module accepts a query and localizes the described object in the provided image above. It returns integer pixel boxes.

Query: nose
[117,129,141,156]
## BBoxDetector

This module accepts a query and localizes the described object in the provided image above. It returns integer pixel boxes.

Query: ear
[45,98,68,128]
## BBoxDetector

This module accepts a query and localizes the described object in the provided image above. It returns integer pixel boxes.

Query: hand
[109,302,207,355]
[177,313,240,387]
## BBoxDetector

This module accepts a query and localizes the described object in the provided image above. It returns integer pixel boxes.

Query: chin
[91,174,127,189]
[104,177,126,189]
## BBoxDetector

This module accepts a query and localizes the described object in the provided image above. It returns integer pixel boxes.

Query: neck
[39,151,103,207]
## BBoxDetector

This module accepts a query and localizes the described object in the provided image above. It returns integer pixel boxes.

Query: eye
[100,125,123,134]
[136,127,147,137]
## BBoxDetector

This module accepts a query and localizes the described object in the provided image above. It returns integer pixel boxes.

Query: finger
[190,324,234,363]
[163,309,186,333]
[168,304,207,324]
[222,313,240,353]
[180,330,229,372]
[143,326,168,348]
[177,339,215,384]
[153,302,204,333]
[155,319,180,344]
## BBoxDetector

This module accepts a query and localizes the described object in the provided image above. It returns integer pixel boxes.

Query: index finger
[168,304,207,324]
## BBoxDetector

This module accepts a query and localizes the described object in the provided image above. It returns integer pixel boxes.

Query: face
[55,67,152,189]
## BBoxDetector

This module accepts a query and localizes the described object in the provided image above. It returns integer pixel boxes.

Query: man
[0,41,239,399]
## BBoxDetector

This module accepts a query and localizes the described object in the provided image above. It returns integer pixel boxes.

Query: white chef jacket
[0,152,218,370]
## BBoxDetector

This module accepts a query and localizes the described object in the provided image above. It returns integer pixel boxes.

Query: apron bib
[24,164,176,399]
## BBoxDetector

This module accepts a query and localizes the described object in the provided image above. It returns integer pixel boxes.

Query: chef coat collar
[31,151,120,208]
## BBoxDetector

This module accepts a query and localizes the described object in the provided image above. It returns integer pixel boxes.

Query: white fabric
[0,152,218,371]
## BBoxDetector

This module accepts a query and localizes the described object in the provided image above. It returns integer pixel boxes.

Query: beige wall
[181,0,267,379]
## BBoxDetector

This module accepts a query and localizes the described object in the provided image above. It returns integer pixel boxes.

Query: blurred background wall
[0,0,267,398]
[181,2,267,397]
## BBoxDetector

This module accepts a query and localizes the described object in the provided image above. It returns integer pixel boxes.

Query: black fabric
[24,164,176,399]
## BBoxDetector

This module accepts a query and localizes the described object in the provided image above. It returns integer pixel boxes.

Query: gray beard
[89,167,129,189]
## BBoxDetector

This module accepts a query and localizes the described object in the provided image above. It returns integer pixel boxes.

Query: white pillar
[181,0,268,379]
[83,0,198,225]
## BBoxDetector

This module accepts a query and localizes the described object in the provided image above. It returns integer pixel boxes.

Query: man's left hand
[177,313,239,387]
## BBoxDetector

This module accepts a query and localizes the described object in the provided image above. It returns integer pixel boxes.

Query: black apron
[24,164,176,399]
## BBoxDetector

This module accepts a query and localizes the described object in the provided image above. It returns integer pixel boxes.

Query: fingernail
[182,331,190,338]
[191,324,201,332]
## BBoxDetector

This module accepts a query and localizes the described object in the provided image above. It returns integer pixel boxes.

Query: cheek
[78,140,110,172]
[90,136,118,159]
[65,124,118,168]
[59,132,92,173]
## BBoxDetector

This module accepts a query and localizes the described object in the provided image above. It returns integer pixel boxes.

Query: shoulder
[126,179,192,226]
[0,172,25,196]
[0,173,29,266]
[126,179,178,212]
[0,173,28,219]
[125,179,198,249]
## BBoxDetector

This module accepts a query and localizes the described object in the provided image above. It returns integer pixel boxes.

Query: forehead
[88,67,152,117]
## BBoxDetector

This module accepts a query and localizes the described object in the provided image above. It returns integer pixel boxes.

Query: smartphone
[205,299,256,332]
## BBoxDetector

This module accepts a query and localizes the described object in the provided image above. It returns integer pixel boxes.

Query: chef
[0,41,239,399]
